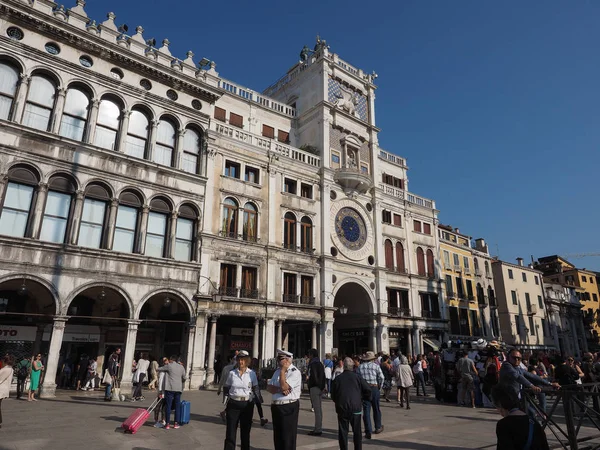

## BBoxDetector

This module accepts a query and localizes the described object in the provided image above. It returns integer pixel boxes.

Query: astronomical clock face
[330,199,374,261]
[335,208,367,251]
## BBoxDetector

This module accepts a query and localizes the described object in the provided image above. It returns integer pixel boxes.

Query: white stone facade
[0,0,445,396]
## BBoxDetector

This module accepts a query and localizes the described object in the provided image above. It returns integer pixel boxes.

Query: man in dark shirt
[307,348,326,436]
[331,357,372,450]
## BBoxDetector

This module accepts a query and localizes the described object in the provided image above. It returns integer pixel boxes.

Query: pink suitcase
[122,398,161,434]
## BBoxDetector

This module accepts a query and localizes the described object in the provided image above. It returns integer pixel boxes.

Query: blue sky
[85,1,600,270]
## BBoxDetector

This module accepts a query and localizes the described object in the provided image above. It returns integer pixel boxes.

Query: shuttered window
[262,125,275,138]
[230,112,243,128]
[278,130,289,143]
[214,107,226,122]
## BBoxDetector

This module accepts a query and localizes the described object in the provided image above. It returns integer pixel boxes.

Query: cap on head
[276,349,293,359]
[362,351,377,361]
[237,350,250,358]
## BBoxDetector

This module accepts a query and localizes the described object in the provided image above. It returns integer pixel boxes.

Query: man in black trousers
[331,357,372,450]
[306,348,326,436]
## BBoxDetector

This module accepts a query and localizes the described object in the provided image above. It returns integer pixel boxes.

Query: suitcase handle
[146,397,162,413]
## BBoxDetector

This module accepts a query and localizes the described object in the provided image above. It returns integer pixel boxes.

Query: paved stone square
[1,387,595,449]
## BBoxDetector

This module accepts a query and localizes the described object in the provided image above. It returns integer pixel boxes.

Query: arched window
[155,118,176,166]
[384,239,394,270]
[40,175,76,243]
[175,204,198,261]
[0,61,20,120]
[113,190,142,253]
[300,216,313,253]
[125,108,150,159]
[78,183,110,248]
[145,197,170,258]
[94,98,121,150]
[426,249,435,277]
[23,74,56,131]
[182,127,202,174]
[416,247,426,276]
[485,260,490,277]
[473,258,479,275]
[0,165,39,237]
[396,242,405,273]
[283,212,296,249]
[221,197,238,238]
[59,87,90,141]
[242,202,257,242]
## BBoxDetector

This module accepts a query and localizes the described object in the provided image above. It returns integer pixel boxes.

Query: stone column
[51,88,67,134]
[253,318,260,359]
[379,323,390,355]
[168,212,178,258]
[174,129,185,169]
[412,327,421,356]
[190,313,207,389]
[69,190,85,244]
[32,324,45,357]
[185,325,196,390]
[119,320,140,393]
[106,197,119,249]
[116,110,131,152]
[12,74,30,123]
[204,315,218,387]
[369,320,377,352]
[147,119,159,162]
[276,320,283,350]
[40,317,68,398]
[85,98,100,144]
[321,318,334,358]
[580,318,589,353]
[138,205,150,254]
[571,317,581,358]
[263,318,275,361]
[30,182,49,239]
[311,322,318,351]
[407,328,413,357]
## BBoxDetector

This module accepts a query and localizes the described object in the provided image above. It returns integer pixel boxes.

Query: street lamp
[17,279,27,297]
[164,296,172,307]
[339,305,348,315]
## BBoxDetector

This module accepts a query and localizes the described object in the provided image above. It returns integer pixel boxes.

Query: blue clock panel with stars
[335,208,367,250]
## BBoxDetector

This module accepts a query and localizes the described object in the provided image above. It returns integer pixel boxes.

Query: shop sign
[43,325,101,343]
[231,328,254,336]
[230,340,253,350]
[0,326,36,342]
[340,330,366,338]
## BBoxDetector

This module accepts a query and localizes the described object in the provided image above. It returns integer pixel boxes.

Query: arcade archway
[333,282,374,357]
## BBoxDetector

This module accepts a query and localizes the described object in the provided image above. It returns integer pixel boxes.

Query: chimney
[474,238,488,253]
[455,228,460,234]
[516,257,524,266]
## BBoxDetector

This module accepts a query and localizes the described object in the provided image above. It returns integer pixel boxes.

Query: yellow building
[439,225,496,341]
[536,256,600,348]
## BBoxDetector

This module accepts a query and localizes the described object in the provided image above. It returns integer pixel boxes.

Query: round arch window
[166,89,178,101]
[110,68,124,80]
[45,42,60,55]
[79,55,93,68]
[191,99,202,110]
[7,27,24,41]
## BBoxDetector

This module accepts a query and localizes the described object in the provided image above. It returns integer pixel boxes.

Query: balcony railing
[283,294,298,303]
[378,149,406,167]
[478,295,488,306]
[378,183,435,209]
[300,296,315,305]
[464,267,472,276]
[527,304,538,315]
[467,295,476,302]
[388,307,411,317]
[219,286,239,297]
[421,310,441,319]
[446,291,456,299]
[220,230,237,239]
[489,296,497,308]
[219,78,297,117]
[454,265,462,272]
[239,288,259,299]
[474,269,482,277]
[427,272,436,279]
[242,234,258,243]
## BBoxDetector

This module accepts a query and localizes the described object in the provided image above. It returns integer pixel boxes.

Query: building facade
[492,259,555,351]
[0,0,445,394]
[438,226,498,343]
[535,255,600,349]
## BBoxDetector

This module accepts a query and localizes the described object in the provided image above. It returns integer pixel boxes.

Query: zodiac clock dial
[334,208,367,250]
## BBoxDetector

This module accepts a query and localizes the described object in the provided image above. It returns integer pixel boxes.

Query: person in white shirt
[82,358,97,391]
[267,349,302,450]
[223,350,258,450]
[132,353,150,401]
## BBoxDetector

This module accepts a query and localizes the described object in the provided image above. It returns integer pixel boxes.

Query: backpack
[18,363,29,378]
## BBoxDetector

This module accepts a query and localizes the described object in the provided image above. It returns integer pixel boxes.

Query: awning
[422,337,441,351]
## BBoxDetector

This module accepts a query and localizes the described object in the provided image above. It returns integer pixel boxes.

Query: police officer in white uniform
[223,350,258,450]
[267,349,302,450]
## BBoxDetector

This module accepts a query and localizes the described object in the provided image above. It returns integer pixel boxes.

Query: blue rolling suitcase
[179,400,191,425]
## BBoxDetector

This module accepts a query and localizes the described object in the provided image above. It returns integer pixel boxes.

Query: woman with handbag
[0,354,14,428]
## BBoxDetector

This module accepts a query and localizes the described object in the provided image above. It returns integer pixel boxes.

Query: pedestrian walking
[307,348,325,436]
[15,356,30,399]
[104,352,119,401]
[380,355,393,402]
[223,350,258,450]
[413,354,428,396]
[331,357,372,450]
[456,351,477,408]
[157,354,187,430]
[356,351,384,439]
[250,358,268,427]
[323,353,334,397]
[493,383,550,450]
[132,353,149,401]
[218,355,237,422]
[75,354,88,390]
[332,358,344,380]
[396,356,414,409]
[153,362,167,428]
[148,356,159,390]
[267,349,302,450]
[82,357,97,391]
[0,354,14,428]
[28,354,43,401]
